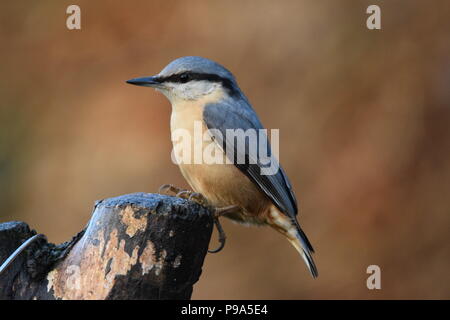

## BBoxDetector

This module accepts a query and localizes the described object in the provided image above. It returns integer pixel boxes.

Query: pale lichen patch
[46,228,141,300]
[154,250,167,276]
[46,269,58,293]
[139,240,156,275]
[138,241,167,276]
[120,206,148,237]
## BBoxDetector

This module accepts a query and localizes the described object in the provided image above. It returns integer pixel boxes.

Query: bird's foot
[159,184,210,206]
[186,192,209,206]
[158,184,186,196]
[159,183,237,254]
[208,205,240,254]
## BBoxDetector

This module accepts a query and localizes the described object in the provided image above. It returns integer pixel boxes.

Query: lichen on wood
[0,193,214,300]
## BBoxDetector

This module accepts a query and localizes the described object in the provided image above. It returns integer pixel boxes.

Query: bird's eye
[179,73,190,83]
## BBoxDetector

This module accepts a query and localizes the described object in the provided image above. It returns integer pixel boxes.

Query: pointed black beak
[126,76,161,87]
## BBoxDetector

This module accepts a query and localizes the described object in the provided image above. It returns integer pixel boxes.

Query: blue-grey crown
[158,56,236,83]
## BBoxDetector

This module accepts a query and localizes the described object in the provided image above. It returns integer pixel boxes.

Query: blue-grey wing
[203,100,299,218]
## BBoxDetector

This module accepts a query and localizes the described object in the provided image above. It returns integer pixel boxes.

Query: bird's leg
[209,217,226,253]
[208,205,240,254]
[214,205,241,217]
[160,183,238,254]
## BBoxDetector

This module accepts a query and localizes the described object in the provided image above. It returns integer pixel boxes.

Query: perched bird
[127,56,318,277]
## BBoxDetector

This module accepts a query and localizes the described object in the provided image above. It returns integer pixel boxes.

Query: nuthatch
[127,56,318,277]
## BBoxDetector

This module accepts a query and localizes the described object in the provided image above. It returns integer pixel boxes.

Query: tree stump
[0,193,214,300]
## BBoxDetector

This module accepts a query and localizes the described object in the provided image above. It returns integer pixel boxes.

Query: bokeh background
[1,0,449,299]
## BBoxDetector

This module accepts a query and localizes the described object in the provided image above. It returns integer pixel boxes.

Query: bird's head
[127,56,240,103]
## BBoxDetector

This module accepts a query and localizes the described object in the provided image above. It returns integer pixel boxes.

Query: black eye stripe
[161,72,191,83]
[157,72,239,97]
[159,72,226,83]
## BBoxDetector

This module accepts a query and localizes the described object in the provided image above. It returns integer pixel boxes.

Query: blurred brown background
[1,0,449,299]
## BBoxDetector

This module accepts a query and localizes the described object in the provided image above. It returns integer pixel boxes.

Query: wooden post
[0,193,214,300]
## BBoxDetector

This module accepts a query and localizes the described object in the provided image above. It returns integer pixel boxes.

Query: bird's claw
[208,216,226,253]
[159,184,234,254]
[207,205,240,254]
[188,192,209,206]
[175,190,191,198]
[159,184,210,207]
[158,184,186,196]
[174,190,210,207]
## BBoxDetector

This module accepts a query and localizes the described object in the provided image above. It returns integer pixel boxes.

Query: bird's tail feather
[268,207,318,278]
[288,232,318,278]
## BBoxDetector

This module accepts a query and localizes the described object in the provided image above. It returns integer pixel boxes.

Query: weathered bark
[0,192,213,300]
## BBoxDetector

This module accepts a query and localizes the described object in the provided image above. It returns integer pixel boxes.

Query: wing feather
[203,100,298,218]
[203,98,315,260]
